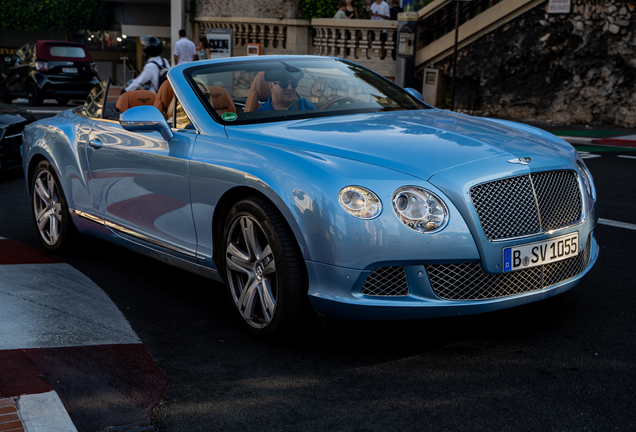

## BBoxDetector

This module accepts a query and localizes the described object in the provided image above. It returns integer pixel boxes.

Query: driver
[257,68,316,112]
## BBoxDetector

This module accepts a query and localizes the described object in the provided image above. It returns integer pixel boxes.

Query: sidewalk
[0,237,167,432]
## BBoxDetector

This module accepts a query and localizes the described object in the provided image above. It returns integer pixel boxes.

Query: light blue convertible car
[22,56,598,340]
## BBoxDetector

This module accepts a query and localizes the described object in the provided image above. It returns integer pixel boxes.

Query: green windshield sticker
[222,112,238,121]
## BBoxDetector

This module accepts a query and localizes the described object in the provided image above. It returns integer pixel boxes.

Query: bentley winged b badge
[507,157,531,165]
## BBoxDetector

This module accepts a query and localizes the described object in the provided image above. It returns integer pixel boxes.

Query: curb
[1,393,77,432]
[559,135,636,148]
[19,392,78,432]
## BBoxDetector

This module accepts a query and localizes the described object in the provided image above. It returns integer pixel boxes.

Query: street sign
[205,28,233,59]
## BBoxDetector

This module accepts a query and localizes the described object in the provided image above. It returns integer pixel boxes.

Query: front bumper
[307,232,598,321]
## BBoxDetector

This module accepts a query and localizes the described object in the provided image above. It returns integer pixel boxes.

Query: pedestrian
[370,0,390,20]
[389,0,403,20]
[173,29,196,65]
[334,0,348,19]
[345,0,358,19]
[123,35,170,94]
[198,37,210,60]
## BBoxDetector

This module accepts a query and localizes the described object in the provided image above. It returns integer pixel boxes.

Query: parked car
[1,40,99,106]
[21,56,598,340]
[0,103,36,172]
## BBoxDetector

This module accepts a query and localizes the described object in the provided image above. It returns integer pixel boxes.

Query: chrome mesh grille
[532,171,583,231]
[361,266,409,296]
[470,170,582,240]
[427,238,591,301]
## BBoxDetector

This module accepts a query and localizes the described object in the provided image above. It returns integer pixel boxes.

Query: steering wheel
[320,96,357,110]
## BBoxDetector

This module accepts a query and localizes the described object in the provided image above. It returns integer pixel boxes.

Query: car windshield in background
[184,57,429,125]
[49,46,87,58]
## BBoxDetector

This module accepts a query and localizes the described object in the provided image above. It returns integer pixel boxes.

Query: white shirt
[124,56,169,93]
[173,37,196,65]
[371,1,390,20]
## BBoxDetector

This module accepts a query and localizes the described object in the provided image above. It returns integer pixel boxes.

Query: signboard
[547,0,571,13]
[205,28,233,59]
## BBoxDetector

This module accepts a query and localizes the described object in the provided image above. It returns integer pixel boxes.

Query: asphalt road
[1,110,635,431]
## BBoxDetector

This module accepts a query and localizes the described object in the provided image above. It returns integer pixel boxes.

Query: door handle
[89,140,103,149]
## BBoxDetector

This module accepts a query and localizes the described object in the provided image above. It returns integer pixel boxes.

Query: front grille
[470,170,582,240]
[426,237,592,301]
[361,266,409,296]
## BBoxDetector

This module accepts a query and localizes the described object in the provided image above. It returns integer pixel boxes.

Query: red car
[1,40,99,106]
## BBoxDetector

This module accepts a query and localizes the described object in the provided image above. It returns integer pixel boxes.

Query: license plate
[503,232,579,273]
[63,67,77,73]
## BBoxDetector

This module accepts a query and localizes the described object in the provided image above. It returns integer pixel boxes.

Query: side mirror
[119,105,173,141]
[405,87,424,102]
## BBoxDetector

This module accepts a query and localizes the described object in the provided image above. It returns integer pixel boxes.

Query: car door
[85,99,199,259]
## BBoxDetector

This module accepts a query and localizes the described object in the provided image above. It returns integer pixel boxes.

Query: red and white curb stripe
[0,236,166,432]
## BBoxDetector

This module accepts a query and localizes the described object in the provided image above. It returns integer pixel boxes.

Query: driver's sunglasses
[272,80,299,89]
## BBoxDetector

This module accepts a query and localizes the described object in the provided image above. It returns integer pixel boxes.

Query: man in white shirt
[173,29,196,65]
[371,0,390,20]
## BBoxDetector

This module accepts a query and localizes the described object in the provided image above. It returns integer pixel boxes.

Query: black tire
[0,82,13,104]
[27,82,43,106]
[30,160,79,252]
[56,97,69,106]
[222,196,308,341]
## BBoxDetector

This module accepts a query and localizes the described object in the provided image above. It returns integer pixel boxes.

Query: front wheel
[30,160,78,252]
[223,197,308,341]
[27,83,43,106]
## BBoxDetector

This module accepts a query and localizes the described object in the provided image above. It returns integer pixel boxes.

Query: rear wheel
[223,197,308,341]
[27,83,43,106]
[56,97,69,106]
[30,160,78,252]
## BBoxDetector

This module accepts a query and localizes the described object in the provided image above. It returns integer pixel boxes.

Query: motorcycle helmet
[140,35,162,57]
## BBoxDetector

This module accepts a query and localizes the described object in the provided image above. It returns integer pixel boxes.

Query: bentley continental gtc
[21,56,598,339]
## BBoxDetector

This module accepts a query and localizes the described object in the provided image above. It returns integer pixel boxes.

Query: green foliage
[0,0,111,32]
[300,0,365,21]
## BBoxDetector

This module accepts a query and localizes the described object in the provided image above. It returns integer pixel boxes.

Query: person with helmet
[123,35,170,94]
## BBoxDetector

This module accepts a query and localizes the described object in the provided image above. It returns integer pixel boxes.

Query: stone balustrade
[311,19,398,79]
[195,17,311,56]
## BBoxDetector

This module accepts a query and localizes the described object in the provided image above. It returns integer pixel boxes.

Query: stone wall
[197,0,303,19]
[448,1,636,127]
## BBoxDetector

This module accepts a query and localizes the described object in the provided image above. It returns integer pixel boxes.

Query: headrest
[116,90,156,113]
[263,67,304,82]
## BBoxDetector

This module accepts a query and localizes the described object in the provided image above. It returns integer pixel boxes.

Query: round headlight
[392,186,448,233]
[339,186,382,219]
[577,160,595,198]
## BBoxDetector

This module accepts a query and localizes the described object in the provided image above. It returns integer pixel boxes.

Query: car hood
[225,110,576,180]
[0,104,36,127]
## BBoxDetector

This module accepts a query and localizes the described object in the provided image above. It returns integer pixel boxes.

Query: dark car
[0,41,99,106]
[0,103,35,172]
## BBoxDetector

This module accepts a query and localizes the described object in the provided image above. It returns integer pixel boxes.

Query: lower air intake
[361,266,409,297]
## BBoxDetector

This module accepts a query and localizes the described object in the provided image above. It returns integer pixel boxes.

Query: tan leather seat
[116,90,156,113]
[207,86,237,116]
[244,72,270,112]
[154,80,175,119]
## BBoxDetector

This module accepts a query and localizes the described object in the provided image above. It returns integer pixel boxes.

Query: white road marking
[598,218,636,231]
[0,263,140,350]
[617,155,636,160]
[578,151,601,159]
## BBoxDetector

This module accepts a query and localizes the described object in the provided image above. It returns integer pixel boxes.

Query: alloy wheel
[226,214,278,329]
[32,169,63,246]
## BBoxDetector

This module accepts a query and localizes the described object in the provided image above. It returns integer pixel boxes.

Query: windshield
[184,57,429,125]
